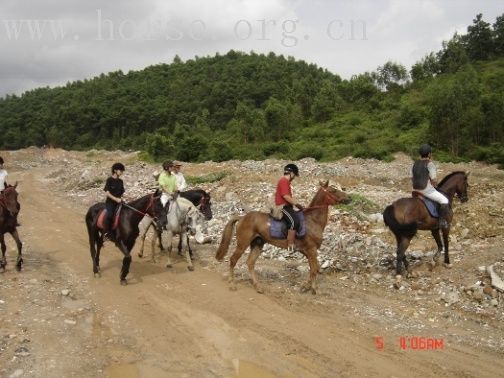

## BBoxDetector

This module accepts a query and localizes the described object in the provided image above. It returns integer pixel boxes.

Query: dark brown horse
[215,181,350,294]
[85,190,165,285]
[0,184,23,272]
[383,171,469,277]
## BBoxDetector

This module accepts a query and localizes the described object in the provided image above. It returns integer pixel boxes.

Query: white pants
[419,187,449,205]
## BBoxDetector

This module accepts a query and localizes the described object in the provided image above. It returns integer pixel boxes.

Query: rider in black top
[103,163,125,238]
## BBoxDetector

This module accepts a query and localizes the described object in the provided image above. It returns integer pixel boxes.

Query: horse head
[185,204,206,243]
[149,189,168,230]
[438,171,469,203]
[1,183,20,216]
[318,180,351,206]
[456,171,469,203]
[198,192,213,220]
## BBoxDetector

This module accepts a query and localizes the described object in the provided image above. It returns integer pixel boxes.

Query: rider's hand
[295,203,304,211]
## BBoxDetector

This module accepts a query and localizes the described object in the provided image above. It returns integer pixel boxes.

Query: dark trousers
[282,205,300,231]
[105,201,118,231]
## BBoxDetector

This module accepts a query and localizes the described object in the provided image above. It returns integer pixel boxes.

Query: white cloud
[0,0,503,96]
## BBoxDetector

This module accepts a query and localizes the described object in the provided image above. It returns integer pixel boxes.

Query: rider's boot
[287,230,296,252]
[438,204,450,229]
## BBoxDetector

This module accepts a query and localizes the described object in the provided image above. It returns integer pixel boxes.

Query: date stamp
[375,336,444,351]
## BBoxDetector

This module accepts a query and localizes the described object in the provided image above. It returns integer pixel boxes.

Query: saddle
[412,191,439,218]
[269,211,306,240]
[96,205,122,230]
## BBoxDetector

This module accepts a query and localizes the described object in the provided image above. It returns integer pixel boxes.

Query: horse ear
[319,180,329,188]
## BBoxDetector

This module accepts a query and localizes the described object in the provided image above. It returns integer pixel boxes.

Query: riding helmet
[418,144,432,157]
[284,163,299,176]
[162,161,174,171]
[111,162,125,173]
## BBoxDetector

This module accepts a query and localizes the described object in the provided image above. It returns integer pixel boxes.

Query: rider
[173,161,187,191]
[0,157,8,192]
[159,161,177,209]
[103,162,125,239]
[411,144,450,229]
[275,163,304,252]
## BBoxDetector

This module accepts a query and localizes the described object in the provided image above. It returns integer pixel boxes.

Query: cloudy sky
[1,0,502,97]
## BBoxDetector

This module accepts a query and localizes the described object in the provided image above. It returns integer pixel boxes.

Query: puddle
[233,359,277,378]
[106,363,140,378]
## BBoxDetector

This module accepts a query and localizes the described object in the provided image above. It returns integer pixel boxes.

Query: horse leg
[247,238,264,293]
[430,229,443,267]
[181,231,194,272]
[88,228,101,277]
[229,241,250,291]
[395,236,412,277]
[165,231,174,268]
[138,220,150,258]
[151,228,162,263]
[10,230,23,271]
[0,234,6,272]
[118,241,132,285]
[441,228,451,268]
[300,248,319,295]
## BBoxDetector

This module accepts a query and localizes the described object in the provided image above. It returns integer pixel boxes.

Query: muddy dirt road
[1,153,504,378]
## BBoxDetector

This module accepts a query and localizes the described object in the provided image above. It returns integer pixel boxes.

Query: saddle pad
[420,197,439,218]
[96,207,121,230]
[269,211,306,239]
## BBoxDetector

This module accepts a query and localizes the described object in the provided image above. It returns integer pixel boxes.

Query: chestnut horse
[85,190,165,285]
[0,184,23,272]
[215,181,350,294]
[383,171,469,276]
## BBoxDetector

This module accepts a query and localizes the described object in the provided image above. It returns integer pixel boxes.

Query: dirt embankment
[1,148,503,378]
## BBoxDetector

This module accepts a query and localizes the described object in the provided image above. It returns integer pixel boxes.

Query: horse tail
[215,215,241,261]
[383,204,417,239]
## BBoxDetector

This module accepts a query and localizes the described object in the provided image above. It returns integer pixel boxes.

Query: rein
[304,187,341,210]
[122,194,161,220]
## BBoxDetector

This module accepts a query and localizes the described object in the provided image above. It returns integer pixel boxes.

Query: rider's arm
[427,162,438,187]
[105,191,122,203]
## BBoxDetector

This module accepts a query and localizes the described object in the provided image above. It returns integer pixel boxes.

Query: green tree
[465,13,494,61]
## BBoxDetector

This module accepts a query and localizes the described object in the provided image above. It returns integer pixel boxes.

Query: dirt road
[1,163,503,377]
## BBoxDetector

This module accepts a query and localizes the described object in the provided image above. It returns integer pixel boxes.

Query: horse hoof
[311,288,317,295]
[16,265,22,272]
[166,264,172,269]
[120,279,128,286]
[443,263,452,269]
[94,272,101,278]
[300,285,311,294]
[187,265,194,272]
[0,267,5,273]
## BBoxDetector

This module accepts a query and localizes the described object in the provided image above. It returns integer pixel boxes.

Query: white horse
[138,197,205,271]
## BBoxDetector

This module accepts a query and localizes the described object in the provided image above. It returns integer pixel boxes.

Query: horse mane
[437,171,466,188]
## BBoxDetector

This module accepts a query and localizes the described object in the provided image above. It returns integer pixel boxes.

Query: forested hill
[1,12,503,166]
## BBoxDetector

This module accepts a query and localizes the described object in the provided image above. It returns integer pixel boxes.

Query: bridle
[121,193,162,221]
[303,186,342,210]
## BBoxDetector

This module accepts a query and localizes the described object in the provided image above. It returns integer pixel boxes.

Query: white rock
[487,265,504,292]
[61,289,70,296]
[9,369,24,378]
[64,319,77,325]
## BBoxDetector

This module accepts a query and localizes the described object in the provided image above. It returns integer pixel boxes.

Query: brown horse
[215,180,350,294]
[0,184,23,272]
[383,171,469,277]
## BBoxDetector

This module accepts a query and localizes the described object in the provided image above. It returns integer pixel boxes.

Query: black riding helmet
[284,163,299,176]
[418,144,432,157]
[111,162,125,173]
